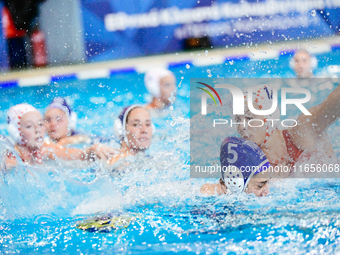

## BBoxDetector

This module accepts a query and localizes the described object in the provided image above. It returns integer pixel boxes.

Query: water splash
[0,135,122,220]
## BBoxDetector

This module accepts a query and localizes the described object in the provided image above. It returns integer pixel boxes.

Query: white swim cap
[289,49,317,70]
[7,103,40,145]
[144,68,174,98]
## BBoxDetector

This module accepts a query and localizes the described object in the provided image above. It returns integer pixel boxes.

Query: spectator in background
[144,68,177,114]
[291,49,317,78]
[2,0,47,69]
[44,97,90,146]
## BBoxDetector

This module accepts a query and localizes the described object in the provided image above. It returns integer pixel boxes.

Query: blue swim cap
[47,97,72,116]
[220,137,270,193]
[46,97,77,134]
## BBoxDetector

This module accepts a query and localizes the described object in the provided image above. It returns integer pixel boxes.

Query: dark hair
[126,107,142,125]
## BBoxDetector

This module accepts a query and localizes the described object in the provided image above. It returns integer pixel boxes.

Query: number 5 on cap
[227,143,238,163]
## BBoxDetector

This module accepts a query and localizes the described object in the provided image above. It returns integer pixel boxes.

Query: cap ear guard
[220,137,270,194]
[311,56,317,69]
[144,77,161,98]
[113,118,124,141]
[7,123,21,145]
[223,166,245,193]
[69,111,78,133]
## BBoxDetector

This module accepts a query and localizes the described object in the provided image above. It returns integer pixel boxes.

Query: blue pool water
[1,49,340,254]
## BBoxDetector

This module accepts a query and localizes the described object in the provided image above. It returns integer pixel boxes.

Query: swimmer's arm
[107,152,125,166]
[3,150,17,173]
[88,144,117,161]
[299,83,340,135]
[41,143,90,161]
[57,135,91,146]
[200,183,218,195]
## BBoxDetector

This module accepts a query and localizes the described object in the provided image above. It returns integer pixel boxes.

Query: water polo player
[201,137,270,197]
[44,97,90,145]
[291,49,317,78]
[98,105,154,165]
[144,68,176,113]
[6,103,102,165]
[232,83,339,168]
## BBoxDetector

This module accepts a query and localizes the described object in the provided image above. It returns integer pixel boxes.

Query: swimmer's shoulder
[201,181,229,195]
[57,134,91,146]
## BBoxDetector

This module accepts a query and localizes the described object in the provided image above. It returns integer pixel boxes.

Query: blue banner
[0,2,8,71]
[81,0,340,62]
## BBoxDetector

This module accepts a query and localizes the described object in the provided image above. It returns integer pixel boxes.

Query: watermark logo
[197,82,222,107]
[198,83,311,116]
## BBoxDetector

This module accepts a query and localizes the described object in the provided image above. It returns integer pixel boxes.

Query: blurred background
[0,0,339,71]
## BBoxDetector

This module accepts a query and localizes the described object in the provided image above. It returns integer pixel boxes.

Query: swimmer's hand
[201,182,228,196]
[87,144,116,161]
[2,150,17,173]
[41,142,88,161]
[200,183,218,195]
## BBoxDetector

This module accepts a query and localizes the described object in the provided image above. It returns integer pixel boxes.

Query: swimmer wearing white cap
[5,103,107,166]
[144,68,177,111]
[290,49,317,78]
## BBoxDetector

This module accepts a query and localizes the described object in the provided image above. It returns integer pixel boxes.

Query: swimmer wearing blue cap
[201,137,270,197]
[44,97,90,145]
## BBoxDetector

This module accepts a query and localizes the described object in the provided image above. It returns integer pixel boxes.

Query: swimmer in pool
[102,105,153,165]
[201,137,270,197]
[44,97,90,145]
[291,49,316,78]
[5,103,103,166]
[231,83,339,169]
[144,68,176,112]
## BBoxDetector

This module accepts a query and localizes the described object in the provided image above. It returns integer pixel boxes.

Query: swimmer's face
[245,177,270,197]
[125,108,153,151]
[293,51,313,78]
[159,75,176,105]
[44,108,69,141]
[235,105,267,145]
[20,111,45,149]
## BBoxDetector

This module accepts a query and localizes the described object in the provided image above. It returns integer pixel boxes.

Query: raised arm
[297,83,340,136]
